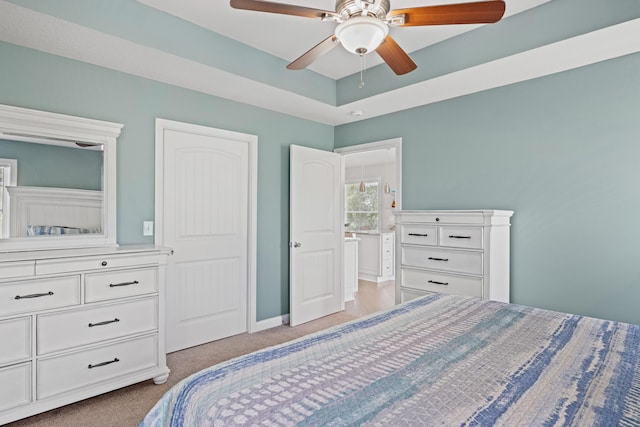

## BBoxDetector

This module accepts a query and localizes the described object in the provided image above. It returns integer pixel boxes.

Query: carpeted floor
[5,281,393,427]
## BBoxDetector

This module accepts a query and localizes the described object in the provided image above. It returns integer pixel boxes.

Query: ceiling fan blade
[375,36,417,75]
[389,0,506,27]
[287,35,340,70]
[230,0,337,20]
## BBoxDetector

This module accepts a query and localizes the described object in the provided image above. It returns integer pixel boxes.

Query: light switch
[143,221,154,236]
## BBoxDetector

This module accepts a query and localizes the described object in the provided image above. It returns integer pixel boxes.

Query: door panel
[290,145,343,326]
[162,127,249,352]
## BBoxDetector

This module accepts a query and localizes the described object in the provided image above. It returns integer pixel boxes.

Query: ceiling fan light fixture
[334,16,388,55]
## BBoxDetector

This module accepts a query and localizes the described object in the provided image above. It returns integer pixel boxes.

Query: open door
[289,145,344,326]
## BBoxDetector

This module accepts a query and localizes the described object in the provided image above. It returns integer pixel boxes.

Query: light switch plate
[143,221,154,236]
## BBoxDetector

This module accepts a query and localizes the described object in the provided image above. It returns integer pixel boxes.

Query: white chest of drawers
[357,232,395,282]
[0,246,170,425]
[395,210,513,304]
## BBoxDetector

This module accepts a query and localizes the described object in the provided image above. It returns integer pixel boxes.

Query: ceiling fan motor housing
[336,0,391,19]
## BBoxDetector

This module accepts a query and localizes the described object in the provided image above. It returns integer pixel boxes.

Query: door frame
[154,118,259,333]
[334,137,403,211]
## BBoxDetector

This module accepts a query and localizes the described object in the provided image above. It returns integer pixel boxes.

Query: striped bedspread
[141,294,640,426]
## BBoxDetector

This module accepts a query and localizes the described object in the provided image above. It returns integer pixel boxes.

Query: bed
[7,186,102,237]
[140,294,640,426]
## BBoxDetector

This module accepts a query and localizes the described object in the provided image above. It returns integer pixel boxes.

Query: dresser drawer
[0,317,31,365]
[0,276,80,316]
[402,268,483,298]
[398,212,485,225]
[382,242,393,259]
[381,259,393,276]
[0,362,31,412]
[37,334,159,399]
[401,225,437,246]
[35,253,159,276]
[85,268,157,303]
[37,297,158,354]
[402,246,483,275]
[0,261,35,279]
[439,226,483,250]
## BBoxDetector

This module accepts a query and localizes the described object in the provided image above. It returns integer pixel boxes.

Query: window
[0,159,17,239]
[345,180,379,232]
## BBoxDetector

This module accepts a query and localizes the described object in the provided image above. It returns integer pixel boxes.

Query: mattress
[141,294,640,426]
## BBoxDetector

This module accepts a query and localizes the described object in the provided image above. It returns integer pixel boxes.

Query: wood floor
[345,279,395,317]
[6,279,395,427]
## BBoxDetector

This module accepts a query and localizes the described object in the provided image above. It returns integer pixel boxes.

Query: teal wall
[0,41,334,322]
[2,0,638,326]
[336,53,640,325]
[0,139,103,190]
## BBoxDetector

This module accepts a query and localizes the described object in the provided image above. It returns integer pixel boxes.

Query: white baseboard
[253,314,290,332]
[359,274,395,283]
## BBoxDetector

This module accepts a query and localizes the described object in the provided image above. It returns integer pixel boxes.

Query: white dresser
[357,232,395,282]
[0,246,170,425]
[395,210,513,304]
[343,238,359,302]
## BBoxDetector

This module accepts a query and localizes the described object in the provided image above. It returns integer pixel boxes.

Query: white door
[157,120,256,352]
[289,145,344,326]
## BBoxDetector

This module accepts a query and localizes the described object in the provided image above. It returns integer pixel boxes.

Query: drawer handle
[15,291,54,300]
[449,235,472,239]
[428,257,449,262]
[428,280,449,286]
[88,358,120,369]
[88,318,120,328]
[109,280,139,288]
[408,233,429,237]
[101,261,108,266]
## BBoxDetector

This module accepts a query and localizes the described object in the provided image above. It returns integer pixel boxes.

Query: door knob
[293,242,302,248]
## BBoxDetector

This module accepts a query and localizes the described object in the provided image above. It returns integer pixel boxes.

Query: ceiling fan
[230,0,506,76]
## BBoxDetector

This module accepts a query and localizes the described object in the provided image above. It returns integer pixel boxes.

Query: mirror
[0,104,121,252]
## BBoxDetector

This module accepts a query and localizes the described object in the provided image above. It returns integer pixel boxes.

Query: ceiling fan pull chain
[359,53,366,89]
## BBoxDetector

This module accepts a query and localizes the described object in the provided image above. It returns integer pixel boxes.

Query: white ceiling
[137,0,552,80]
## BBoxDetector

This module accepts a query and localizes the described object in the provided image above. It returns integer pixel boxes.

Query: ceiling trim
[1,2,638,126]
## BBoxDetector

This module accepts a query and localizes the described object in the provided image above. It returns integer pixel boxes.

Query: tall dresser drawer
[382,243,394,259]
[401,225,437,246]
[439,226,483,249]
[0,276,81,316]
[0,317,31,365]
[382,260,393,276]
[37,334,159,399]
[0,362,31,412]
[402,269,483,298]
[37,297,158,354]
[85,268,157,303]
[402,246,483,275]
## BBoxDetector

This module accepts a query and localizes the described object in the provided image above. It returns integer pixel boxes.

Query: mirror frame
[0,103,122,252]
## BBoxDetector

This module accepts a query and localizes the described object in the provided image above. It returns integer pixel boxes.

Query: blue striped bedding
[141,294,640,426]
